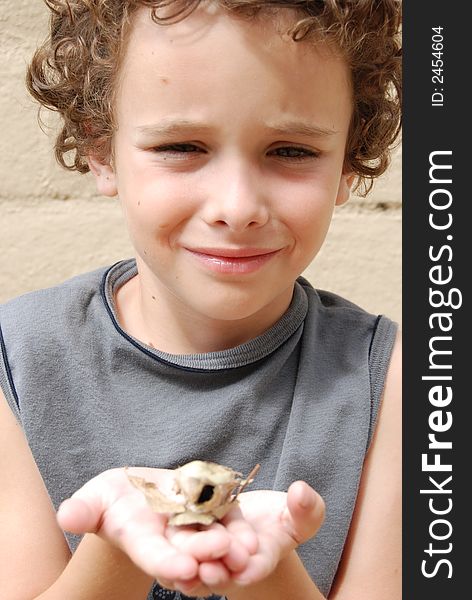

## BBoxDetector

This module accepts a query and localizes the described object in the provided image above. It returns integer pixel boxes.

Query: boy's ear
[335,172,356,206]
[87,156,118,197]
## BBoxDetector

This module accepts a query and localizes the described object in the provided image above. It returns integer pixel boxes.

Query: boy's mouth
[184,247,282,274]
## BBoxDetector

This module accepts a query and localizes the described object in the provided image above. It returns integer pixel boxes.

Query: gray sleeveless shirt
[0,259,397,599]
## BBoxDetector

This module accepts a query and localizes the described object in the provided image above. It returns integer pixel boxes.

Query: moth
[127,460,260,525]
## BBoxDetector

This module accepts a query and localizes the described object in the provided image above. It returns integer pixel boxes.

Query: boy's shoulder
[1,264,108,313]
[297,275,382,317]
[0,262,133,419]
[0,262,121,343]
[297,276,397,362]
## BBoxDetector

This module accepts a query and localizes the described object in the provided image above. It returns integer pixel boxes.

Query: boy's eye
[149,143,319,163]
[269,146,319,161]
[152,143,204,156]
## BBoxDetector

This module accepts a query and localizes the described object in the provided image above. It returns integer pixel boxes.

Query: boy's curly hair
[27,0,402,195]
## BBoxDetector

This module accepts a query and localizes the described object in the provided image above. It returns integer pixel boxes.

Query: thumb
[57,496,104,534]
[56,469,124,534]
[282,481,325,545]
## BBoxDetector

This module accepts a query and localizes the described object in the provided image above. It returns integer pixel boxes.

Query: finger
[198,559,231,588]
[169,525,231,560]
[221,537,251,573]
[223,507,259,554]
[222,527,281,586]
[156,577,176,591]
[282,481,325,545]
[129,534,199,582]
[175,577,214,597]
[230,546,276,586]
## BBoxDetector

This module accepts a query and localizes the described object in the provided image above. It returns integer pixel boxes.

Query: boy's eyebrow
[135,120,213,137]
[135,119,338,138]
[264,120,338,138]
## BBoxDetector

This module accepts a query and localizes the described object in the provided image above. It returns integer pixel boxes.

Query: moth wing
[127,474,155,492]
[210,500,237,521]
[145,489,186,514]
[127,474,185,514]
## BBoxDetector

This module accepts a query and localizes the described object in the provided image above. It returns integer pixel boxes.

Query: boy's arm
[227,331,402,600]
[225,551,326,600]
[329,330,402,599]
[0,387,70,598]
[0,389,153,600]
[36,535,154,600]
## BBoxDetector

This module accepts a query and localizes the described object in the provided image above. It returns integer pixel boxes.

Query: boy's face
[91,5,353,327]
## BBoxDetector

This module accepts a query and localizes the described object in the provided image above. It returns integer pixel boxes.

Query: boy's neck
[114,269,295,355]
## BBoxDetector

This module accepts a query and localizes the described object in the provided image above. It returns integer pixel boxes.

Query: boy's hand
[57,467,256,592]
[57,468,324,597]
[172,482,325,597]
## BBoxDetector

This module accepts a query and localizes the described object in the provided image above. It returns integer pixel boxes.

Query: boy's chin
[186,285,293,327]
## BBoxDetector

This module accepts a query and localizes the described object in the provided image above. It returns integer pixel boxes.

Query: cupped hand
[56,467,252,589]
[227,481,325,581]
[57,468,324,598]
[163,480,325,597]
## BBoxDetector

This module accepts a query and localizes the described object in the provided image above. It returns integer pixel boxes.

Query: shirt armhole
[367,315,398,450]
[0,322,21,423]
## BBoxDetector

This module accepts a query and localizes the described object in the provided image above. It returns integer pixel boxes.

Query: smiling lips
[186,247,282,274]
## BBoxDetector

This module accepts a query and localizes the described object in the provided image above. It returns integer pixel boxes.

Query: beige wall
[0,0,402,324]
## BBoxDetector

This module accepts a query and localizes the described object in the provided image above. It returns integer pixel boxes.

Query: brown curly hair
[27,0,402,195]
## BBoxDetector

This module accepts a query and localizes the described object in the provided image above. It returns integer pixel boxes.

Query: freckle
[152,295,156,301]
[144,250,147,255]
[160,77,169,85]
[137,200,141,206]
[148,341,155,348]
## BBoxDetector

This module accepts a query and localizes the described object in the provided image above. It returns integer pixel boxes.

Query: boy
[0,1,402,599]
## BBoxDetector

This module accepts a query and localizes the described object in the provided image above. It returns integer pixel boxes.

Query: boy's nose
[201,161,270,232]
